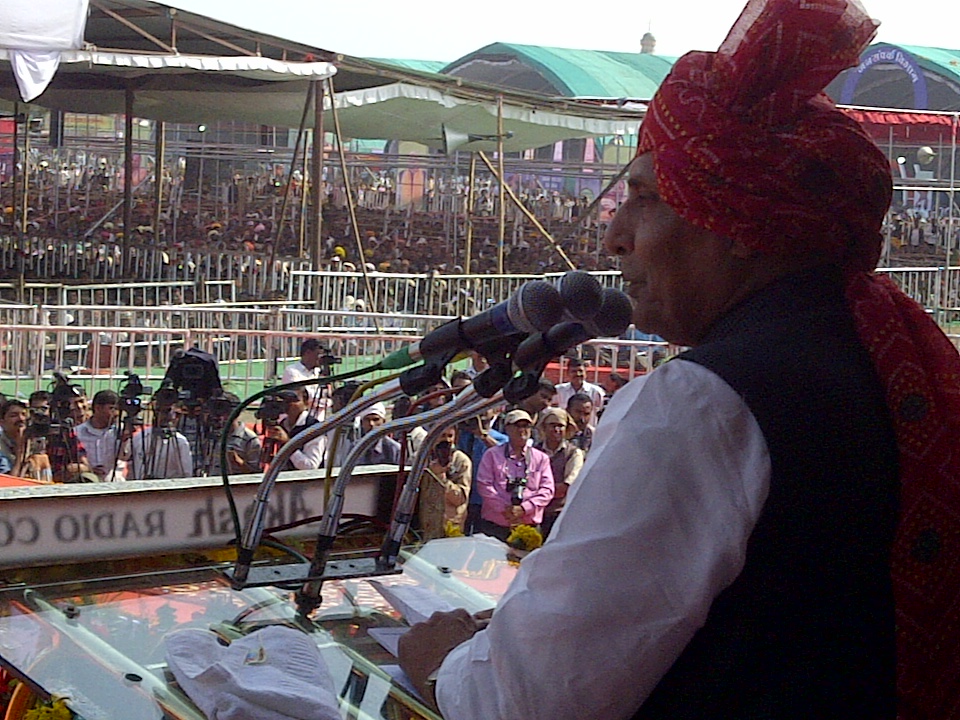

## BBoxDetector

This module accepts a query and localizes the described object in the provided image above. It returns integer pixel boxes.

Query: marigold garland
[24,698,73,720]
[506,525,543,552]
[444,520,464,538]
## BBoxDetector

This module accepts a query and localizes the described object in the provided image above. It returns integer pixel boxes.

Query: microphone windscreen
[507,280,563,333]
[556,271,603,320]
[592,288,633,337]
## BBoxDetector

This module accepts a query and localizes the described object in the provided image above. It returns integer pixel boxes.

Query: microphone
[379,280,563,370]
[512,287,633,370]
[503,288,633,404]
[555,271,603,321]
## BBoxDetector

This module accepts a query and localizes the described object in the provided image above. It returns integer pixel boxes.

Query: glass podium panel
[0,536,519,720]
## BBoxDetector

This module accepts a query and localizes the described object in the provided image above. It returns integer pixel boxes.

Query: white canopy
[325,82,641,153]
[0,49,337,123]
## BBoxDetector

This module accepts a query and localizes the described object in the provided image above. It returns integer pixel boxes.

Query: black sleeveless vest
[632,268,899,720]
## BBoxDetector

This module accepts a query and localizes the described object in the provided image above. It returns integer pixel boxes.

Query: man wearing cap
[281,339,330,418]
[534,407,583,539]
[474,409,554,543]
[399,1,960,718]
[351,402,401,467]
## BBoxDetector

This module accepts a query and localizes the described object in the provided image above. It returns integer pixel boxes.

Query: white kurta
[436,360,772,720]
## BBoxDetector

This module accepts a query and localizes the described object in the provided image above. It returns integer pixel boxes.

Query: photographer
[206,392,262,476]
[418,425,472,540]
[45,376,93,483]
[0,400,52,483]
[28,390,51,416]
[127,393,193,480]
[281,339,338,418]
[474,409,554,542]
[76,390,125,482]
[263,389,324,471]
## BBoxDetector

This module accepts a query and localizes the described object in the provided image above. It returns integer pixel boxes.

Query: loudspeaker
[441,125,514,155]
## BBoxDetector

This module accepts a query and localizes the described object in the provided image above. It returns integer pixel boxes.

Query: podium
[0,536,519,720]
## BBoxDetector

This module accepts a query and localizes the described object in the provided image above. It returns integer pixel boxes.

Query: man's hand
[398,609,481,709]
[509,505,525,521]
[266,425,290,443]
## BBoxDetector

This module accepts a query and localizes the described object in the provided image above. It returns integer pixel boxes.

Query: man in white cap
[352,402,401,467]
[474,409,554,542]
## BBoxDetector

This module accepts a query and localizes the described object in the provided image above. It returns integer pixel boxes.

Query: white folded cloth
[10,50,61,102]
[165,625,341,720]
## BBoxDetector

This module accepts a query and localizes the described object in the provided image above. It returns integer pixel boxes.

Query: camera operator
[205,392,262,476]
[28,390,51,416]
[0,400,52,482]
[76,390,126,482]
[263,389,324,471]
[127,392,193,480]
[281,339,338,419]
[47,415,92,484]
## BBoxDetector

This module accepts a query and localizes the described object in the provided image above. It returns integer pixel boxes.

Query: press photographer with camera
[127,390,193,480]
[206,392,262,476]
[474,409,554,542]
[75,390,126,482]
[261,389,324,471]
[419,425,472,540]
[0,400,52,482]
[42,375,93,483]
[281,339,340,419]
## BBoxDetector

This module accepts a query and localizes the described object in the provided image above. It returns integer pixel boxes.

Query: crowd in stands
[0,164,619,279]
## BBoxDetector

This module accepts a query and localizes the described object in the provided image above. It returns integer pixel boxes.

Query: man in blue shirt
[456,406,507,535]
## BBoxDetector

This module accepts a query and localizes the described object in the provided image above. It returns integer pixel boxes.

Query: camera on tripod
[49,371,84,423]
[119,371,152,417]
[317,351,342,376]
[255,394,287,427]
[163,347,222,407]
[25,411,58,439]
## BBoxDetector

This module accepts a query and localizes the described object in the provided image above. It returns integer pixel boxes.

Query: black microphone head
[592,288,634,337]
[506,280,563,333]
[556,271,603,321]
[512,323,590,371]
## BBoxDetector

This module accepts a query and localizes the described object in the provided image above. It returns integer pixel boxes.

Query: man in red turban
[400,1,960,718]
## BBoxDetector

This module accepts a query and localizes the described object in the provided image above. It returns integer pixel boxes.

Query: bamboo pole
[477,151,576,271]
[270,83,314,269]
[496,95,505,274]
[154,120,165,246]
[464,153,477,274]
[20,110,30,235]
[327,76,380,330]
[311,80,325,270]
[11,102,18,229]
[123,87,134,275]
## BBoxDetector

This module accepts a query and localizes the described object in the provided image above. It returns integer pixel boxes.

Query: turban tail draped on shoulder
[638,0,960,715]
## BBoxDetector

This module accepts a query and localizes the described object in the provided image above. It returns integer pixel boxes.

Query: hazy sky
[168,0,955,62]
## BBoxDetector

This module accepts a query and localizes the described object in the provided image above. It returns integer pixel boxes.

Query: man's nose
[603,206,633,257]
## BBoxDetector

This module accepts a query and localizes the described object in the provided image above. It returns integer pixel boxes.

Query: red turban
[638,1,960,717]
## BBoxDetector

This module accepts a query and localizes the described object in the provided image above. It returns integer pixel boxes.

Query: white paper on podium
[368,580,456,626]
[367,626,409,656]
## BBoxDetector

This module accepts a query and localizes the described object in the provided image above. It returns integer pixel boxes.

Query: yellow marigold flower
[506,524,543,552]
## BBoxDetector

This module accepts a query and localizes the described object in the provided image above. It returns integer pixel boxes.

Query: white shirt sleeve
[290,435,325,471]
[436,360,771,720]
